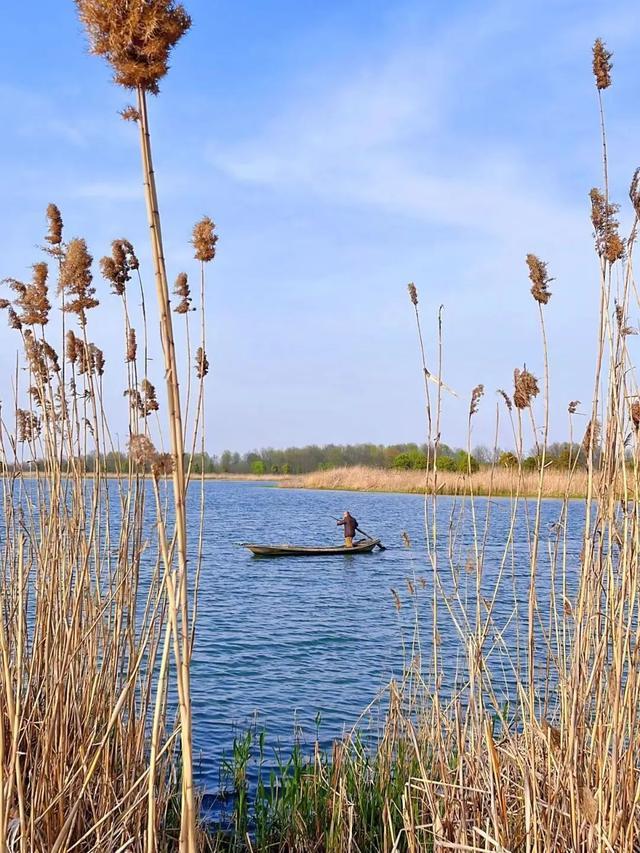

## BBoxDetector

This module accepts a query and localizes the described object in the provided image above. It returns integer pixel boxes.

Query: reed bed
[0,210,213,853]
[0,2,215,850]
[281,464,590,498]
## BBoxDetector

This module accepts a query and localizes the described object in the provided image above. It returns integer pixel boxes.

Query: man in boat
[337,511,358,547]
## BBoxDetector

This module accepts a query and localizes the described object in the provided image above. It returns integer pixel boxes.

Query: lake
[189,481,585,799]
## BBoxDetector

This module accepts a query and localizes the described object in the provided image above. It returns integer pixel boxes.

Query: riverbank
[279,464,590,498]
[201,472,287,481]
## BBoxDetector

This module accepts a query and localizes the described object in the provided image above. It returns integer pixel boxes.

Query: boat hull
[243,539,380,557]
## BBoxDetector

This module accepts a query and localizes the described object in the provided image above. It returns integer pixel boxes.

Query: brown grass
[281,464,590,498]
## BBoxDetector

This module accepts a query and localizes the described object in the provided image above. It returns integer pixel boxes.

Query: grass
[205,691,432,853]
[281,464,591,498]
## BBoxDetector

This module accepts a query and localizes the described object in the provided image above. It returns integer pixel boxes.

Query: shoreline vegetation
[0,466,592,498]
[279,464,590,498]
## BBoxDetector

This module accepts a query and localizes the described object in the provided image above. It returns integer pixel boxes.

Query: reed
[2,208,217,848]
[0,210,205,851]
[74,3,211,850]
[0,3,215,850]
[281,464,590,498]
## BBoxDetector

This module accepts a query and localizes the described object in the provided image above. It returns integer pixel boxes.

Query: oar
[331,517,386,550]
[356,526,386,550]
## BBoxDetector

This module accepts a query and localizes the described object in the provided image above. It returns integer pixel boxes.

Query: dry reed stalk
[74,3,198,848]
[134,88,197,850]
[385,36,640,853]
[0,209,187,851]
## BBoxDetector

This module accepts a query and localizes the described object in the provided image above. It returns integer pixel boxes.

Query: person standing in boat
[337,510,358,547]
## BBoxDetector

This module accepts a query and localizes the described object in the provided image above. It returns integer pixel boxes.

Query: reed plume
[592,38,612,90]
[59,237,99,325]
[513,367,539,409]
[65,329,80,364]
[152,452,175,478]
[43,341,60,373]
[195,346,208,379]
[75,0,191,94]
[630,168,640,219]
[192,216,217,262]
[16,408,41,442]
[469,384,484,416]
[582,417,601,455]
[4,262,51,326]
[120,105,141,122]
[126,326,138,362]
[497,389,513,411]
[590,187,625,262]
[128,432,157,466]
[24,330,50,383]
[140,378,160,415]
[407,282,418,306]
[100,238,139,295]
[7,306,21,330]
[526,253,553,304]
[44,203,64,256]
[174,271,191,313]
[91,344,105,376]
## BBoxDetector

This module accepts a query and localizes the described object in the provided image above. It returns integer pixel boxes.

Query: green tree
[437,455,456,471]
[251,460,266,475]
[498,451,518,468]
[392,453,412,470]
[455,451,479,473]
[393,450,428,470]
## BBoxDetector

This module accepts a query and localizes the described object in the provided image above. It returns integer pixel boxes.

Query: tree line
[7,442,597,476]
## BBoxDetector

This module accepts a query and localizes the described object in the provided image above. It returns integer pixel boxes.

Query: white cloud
[207,3,585,250]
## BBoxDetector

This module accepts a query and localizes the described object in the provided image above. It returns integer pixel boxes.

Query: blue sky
[1,0,640,455]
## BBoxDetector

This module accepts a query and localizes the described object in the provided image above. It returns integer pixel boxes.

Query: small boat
[242,538,381,557]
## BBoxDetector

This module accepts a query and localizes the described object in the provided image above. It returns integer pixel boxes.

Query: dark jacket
[337,514,358,538]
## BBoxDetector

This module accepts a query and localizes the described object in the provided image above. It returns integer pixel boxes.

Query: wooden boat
[242,538,381,557]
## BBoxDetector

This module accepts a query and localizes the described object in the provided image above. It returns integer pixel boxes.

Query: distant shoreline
[2,467,592,498]
[1,471,288,482]
[277,465,590,499]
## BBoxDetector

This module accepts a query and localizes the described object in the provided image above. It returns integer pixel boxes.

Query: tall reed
[0,3,217,848]
[0,212,202,850]
[74,3,208,850]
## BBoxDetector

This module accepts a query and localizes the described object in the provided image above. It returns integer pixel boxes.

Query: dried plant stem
[147,483,177,853]
[135,85,196,852]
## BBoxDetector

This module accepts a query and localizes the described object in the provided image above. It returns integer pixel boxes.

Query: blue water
[189,482,585,797]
